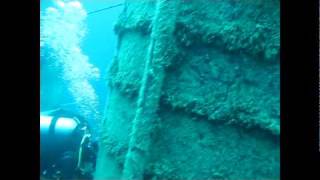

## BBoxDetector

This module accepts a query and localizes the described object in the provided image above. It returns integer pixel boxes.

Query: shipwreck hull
[95,0,280,179]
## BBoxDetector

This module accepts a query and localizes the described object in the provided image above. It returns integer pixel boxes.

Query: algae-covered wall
[95,0,280,179]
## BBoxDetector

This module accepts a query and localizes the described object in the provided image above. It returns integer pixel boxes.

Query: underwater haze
[40,0,280,180]
[40,0,123,136]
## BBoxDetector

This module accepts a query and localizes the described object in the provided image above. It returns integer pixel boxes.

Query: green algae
[95,0,280,179]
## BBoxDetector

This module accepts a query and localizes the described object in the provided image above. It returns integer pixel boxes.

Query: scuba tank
[40,109,84,160]
[40,109,97,180]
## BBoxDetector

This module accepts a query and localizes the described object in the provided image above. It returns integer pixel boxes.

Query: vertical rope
[121,0,179,179]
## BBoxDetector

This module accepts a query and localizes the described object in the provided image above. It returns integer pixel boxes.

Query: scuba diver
[40,108,98,180]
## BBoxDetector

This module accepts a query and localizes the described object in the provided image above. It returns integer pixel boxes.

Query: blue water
[40,0,124,137]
